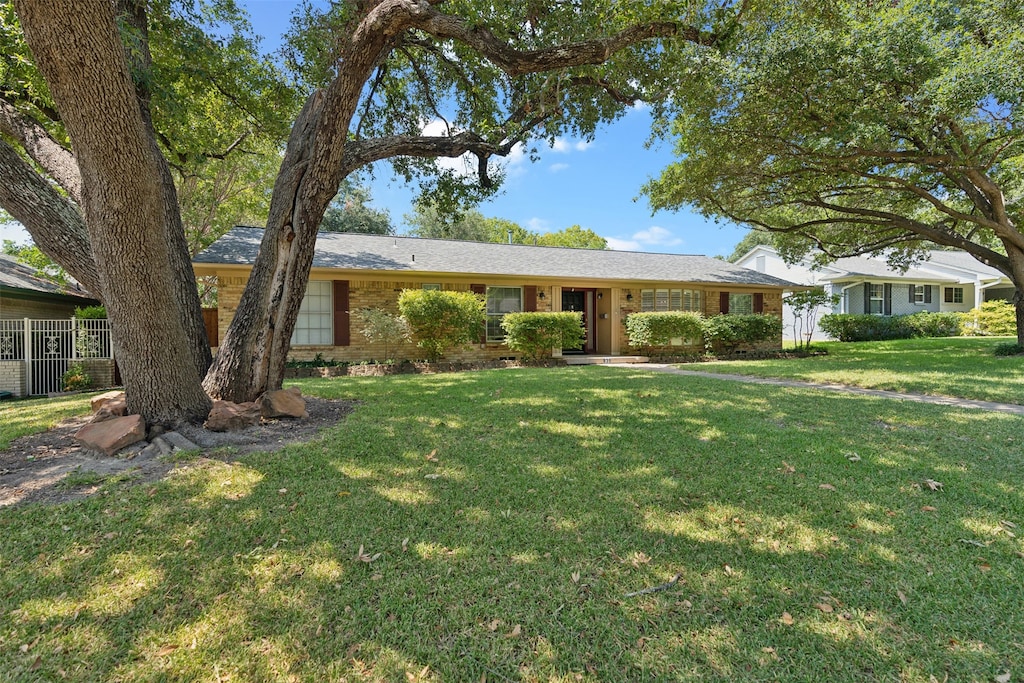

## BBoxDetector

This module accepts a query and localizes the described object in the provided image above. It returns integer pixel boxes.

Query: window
[640,289,703,312]
[727,293,753,315]
[422,283,441,291]
[944,287,964,304]
[868,284,885,314]
[914,285,926,304]
[486,286,522,342]
[291,280,333,345]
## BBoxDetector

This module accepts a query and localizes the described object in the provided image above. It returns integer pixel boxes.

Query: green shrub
[705,314,782,352]
[398,289,486,362]
[355,308,411,362]
[906,311,963,338]
[61,362,92,391]
[501,312,585,360]
[993,342,1024,356]
[74,305,107,319]
[625,312,705,351]
[820,314,917,341]
[962,300,1017,336]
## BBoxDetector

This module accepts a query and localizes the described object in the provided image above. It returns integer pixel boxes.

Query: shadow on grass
[2,367,1022,681]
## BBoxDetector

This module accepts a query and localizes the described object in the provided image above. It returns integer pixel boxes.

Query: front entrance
[561,289,596,354]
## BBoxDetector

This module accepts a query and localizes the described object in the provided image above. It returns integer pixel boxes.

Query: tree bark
[15,0,210,424]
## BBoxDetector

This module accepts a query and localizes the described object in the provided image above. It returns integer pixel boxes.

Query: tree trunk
[1007,245,1024,347]
[16,0,210,425]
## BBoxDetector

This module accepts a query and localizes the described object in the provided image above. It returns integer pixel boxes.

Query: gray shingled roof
[195,226,799,287]
[924,250,1006,279]
[0,254,96,300]
[822,255,944,282]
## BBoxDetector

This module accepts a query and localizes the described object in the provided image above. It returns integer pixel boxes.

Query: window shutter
[883,283,892,315]
[753,293,764,314]
[470,284,486,343]
[332,280,350,346]
[719,291,730,314]
[924,285,932,304]
[863,284,870,313]
[523,285,537,312]
[909,285,916,303]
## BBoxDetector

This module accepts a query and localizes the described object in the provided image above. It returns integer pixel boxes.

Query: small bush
[501,312,585,360]
[705,314,782,352]
[74,305,107,319]
[962,300,1017,336]
[61,362,92,391]
[625,312,705,351]
[993,342,1024,357]
[286,353,345,368]
[355,308,411,362]
[906,311,963,338]
[820,314,917,341]
[398,289,486,362]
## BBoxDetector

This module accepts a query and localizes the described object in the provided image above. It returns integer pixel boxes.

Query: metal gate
[0,318,112,396]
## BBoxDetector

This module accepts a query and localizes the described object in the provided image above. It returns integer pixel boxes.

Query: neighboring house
[193,227,800,362]
[0,253,99,319]
[736,246,1015,340]
[1,254,108,397]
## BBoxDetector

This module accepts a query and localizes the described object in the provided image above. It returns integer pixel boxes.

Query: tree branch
[0,97,82,203]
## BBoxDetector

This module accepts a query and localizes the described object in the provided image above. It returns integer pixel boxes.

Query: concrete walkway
[616,363,1024,417]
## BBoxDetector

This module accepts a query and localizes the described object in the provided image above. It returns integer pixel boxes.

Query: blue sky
[1,1,749,258]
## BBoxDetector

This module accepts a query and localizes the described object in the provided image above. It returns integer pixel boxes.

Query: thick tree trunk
[1006,245,1024,347]
[16,0,210,425]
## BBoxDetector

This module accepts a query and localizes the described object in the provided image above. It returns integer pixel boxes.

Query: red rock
[90,390,125,414]
[75,414,146,456]
[260,387,308,419]
[204,400,261,432]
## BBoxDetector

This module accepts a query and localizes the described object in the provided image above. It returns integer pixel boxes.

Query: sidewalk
[620,363,1024,417]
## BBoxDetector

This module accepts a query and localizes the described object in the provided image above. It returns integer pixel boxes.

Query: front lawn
[0,391,104,450]
[697,336,1024,404]
[2,367,1022,681]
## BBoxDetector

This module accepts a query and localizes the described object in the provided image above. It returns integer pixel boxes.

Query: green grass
[697,336,1024,404]
[0,391,104,450]
[2,368,1023,681]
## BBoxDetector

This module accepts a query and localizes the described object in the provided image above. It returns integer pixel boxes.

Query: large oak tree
[646,0,1024,343]
[5,0,728,421]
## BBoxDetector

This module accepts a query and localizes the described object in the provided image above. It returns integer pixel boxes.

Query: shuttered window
[486,286,522,342]
[291,280,333,345]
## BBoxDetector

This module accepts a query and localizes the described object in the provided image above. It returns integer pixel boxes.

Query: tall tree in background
[646,0,1024,343]
[320,179,394,234]
[535,224,607,249]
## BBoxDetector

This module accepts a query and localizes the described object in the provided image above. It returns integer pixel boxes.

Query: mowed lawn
[1,366,1022,681]
[695,336,1024,404]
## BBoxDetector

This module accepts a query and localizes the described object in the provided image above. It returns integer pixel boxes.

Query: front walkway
[617,363,1024,417]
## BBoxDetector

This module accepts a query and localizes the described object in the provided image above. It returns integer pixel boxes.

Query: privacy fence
[0,318,115,397]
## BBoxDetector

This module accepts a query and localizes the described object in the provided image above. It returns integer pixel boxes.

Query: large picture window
[727,293,754,315]
[291,280,333,345]
[640,289,702,312]
[486,286,522,342]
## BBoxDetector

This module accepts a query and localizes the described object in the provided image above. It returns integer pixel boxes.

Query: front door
[561,289,595,353]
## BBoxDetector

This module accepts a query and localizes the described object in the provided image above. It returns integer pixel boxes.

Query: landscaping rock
[74,414,146,456]
[152,436,172,455]
[204,400,261,432]
[260,387,308,419]
[161,431,200,452]
[90,390,126,414]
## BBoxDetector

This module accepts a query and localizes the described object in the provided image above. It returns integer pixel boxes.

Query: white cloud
[606,237,642,251]
[526,217,549,233]
[607,226,684,252]
[633,226,683,247]
[419,120,528,179]
[550,137,592,153]
[549,163,569,173]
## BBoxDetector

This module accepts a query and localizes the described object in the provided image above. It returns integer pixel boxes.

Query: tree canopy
[405,204,607,248]
[646,0,1024,340]
[320,180,394,235]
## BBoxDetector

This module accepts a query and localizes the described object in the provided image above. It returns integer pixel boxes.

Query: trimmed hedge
[397,289,485,362]
[821,312,965,342]
[624,312,705,350]
[501,312,585,360]
[705,314,782,352]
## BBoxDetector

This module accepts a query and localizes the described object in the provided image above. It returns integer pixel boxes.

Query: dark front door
[562,289,595,353]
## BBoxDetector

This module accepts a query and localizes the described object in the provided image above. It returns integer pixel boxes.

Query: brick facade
[0,360,26,397]
[215,275,785,363]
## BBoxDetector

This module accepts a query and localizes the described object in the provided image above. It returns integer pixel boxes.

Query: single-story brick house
[193,226,800,362]
[0,253,99,319]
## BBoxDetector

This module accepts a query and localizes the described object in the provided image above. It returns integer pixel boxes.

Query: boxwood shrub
[821,311,965,341]
[397,289,485,362]
[624,312,705,351]
[501,312,585,360]
[704,314,782,353]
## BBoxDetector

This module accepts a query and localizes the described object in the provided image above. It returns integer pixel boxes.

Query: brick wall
[0,296,82,320]
[0,360,26,397]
